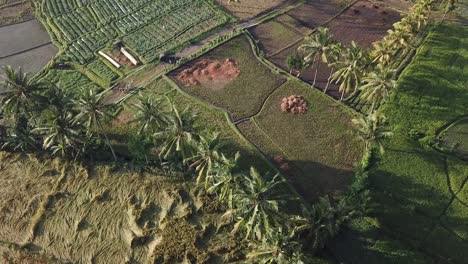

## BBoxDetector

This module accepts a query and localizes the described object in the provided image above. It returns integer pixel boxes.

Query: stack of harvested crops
[280,95,308,114]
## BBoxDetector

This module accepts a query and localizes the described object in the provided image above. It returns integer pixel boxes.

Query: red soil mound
[177,58,240,87]
[280,95,308,114]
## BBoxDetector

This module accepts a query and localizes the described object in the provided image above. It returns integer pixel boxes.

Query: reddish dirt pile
[280,95,308,114]
[177,58,240,87]
[273,155,290,172]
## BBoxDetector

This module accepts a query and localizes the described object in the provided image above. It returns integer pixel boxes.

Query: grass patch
[170,35,286,120]
[249,19,303,55]
[251,80,362,200]
[328,217,432,264]
[368,22,468,261]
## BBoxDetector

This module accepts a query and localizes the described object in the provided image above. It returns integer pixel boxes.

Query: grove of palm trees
[0,0,467,263]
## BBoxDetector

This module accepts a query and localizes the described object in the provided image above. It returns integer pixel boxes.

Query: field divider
[163,74,312,212]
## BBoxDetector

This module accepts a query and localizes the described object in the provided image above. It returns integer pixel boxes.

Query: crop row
[53,8,97,42]
[115,0,191,34]
[45,0,90,17]
[123,4,221,55]
[89,0,154,24]
[62,26,118,64]
[87,59,120,83]
[40,69,101,94]
[141,18,222,62]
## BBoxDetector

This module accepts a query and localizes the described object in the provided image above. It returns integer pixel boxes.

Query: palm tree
[358,64,396,111]
[246,229,307,264]
[352,111,393,154]
[371,40,394,66]
[0,66,44,116]
[298,27,333,87]
[207,152,240,208]
[232,167,288,241]
[132,96,170,135]
[185,132,225,187]
[1,115,37,151]
[286,53,305,77]
[34,112,86,159]
[155,105,197,163]
[323,42,343,93]
[331,42,367,100]
[73,88,117,161]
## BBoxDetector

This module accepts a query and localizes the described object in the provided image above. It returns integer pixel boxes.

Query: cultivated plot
[239,80,362,200]
[215,0,288,20]
[169,36,286,121]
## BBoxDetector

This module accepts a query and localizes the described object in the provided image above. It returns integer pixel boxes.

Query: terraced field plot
[37,0,229,87]
[169,36,286,121]
[215,0,288,20]
[238,80,361,201]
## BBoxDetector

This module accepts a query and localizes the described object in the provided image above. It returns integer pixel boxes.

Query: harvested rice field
[238,80,362,200]
[327,0,401,47]
[169,35,286,120]
[0,0,34,26]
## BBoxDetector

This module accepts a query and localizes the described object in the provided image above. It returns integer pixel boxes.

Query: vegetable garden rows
[38,0,228,85]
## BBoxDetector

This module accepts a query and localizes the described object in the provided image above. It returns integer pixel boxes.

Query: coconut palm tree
[1,115,37,151]
[0,66,43,115]
[331,42,367,100]
[371,40,394,66]
[298,27,333,87]
[185,131,225,187]
[232,167,288,241]
[73,88,117,161]
[246,229,307,264]
[323,42,343,93]
[352,111,393,154]
[132,95,170,135]
[34,112,87,159]
[155,104,197,163]
[358,64,396,111]
[0,66,44,116]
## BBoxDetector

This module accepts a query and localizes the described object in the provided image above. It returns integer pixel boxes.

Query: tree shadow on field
[282,159,354,203]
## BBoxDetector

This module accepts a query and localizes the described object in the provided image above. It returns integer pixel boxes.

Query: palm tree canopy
[232,167,288,241]
[359,64,396,109]
[0,66,45,116]
[132,95,170,135]
[352,111,393,154]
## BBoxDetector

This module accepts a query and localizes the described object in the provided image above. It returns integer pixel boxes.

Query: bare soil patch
[0,44,57,74]
[286,0,343,29]
[328,0,400,47]
[106,48,136,68]
[274,14,313,35]
[0,1,34,26]
[215,0,288,20]
[249,20,303,56]
[176,58,240,90]
[268,43,342,99]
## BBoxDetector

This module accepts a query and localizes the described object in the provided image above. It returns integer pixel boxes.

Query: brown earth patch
[249,20,303,56]
[176,58,240,90]
[0,2,34,26]
[215,0,288,20]
[106,49,136,68]
[112,111,133,126]
[286,0,343,29]
[268,43,342,99]
[327,0,400,48]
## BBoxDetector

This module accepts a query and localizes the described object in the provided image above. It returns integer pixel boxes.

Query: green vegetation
[363,23,468,263]
[39,0,228,64]
[246,80,362,200]
[174,36,286,120]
